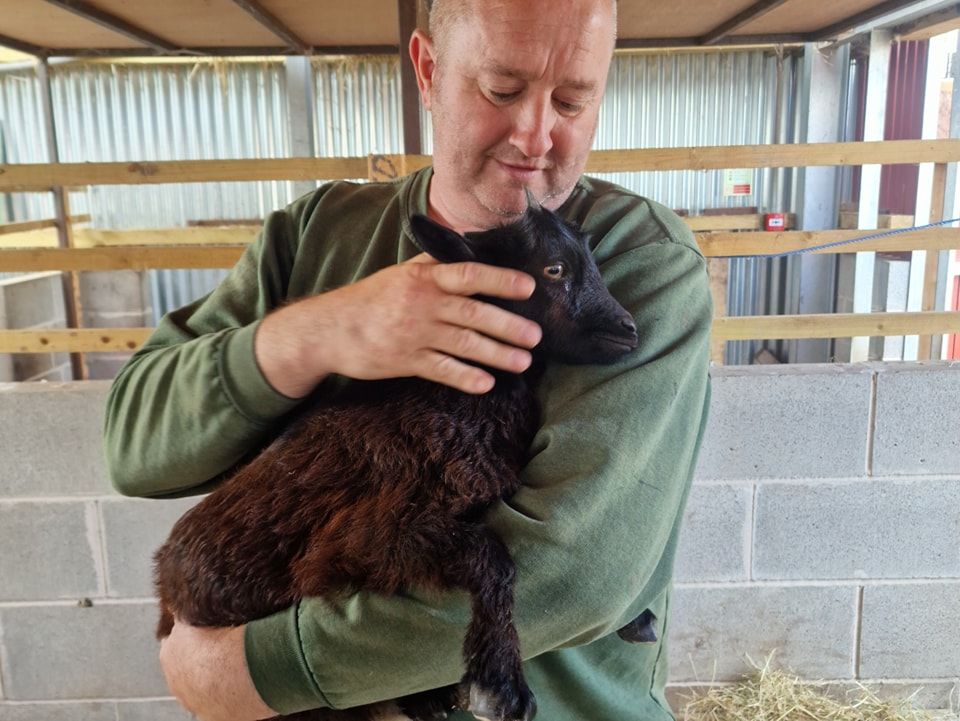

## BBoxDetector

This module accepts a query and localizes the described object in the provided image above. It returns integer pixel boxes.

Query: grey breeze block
[873,364,960,476]
[694,365,873,480]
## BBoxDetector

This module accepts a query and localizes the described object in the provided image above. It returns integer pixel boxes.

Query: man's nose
[508,97,555,159]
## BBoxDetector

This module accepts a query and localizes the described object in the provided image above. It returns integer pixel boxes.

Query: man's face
[420,0,615,230]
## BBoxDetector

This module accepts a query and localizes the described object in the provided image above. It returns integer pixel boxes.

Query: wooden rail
[0,215,90,235]
[3,140,960,191]
[1,228,958,272]
[0,215,800,252]
[713,312,960,341]
[3,312,960,354]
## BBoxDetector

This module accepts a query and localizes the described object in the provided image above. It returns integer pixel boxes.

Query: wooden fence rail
[1,141,958,359]
[3,312,960,354]
[2,140,960,191]
[2,228,960,272]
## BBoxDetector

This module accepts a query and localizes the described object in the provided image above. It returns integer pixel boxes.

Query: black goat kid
[153,197,640,721]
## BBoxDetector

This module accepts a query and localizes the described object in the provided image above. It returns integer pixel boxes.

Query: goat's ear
[409,214,476,263]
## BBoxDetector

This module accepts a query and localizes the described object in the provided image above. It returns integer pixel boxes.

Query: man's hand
[159,620,275,721]
[255,254,543,398]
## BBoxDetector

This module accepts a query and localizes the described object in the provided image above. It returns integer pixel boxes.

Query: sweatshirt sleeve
[243,200,714,713]
[103,196,315,499]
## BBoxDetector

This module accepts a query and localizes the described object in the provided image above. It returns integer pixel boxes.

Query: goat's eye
[543,263,565,280]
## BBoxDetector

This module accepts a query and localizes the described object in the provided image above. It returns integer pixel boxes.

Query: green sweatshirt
[103,167,711,721]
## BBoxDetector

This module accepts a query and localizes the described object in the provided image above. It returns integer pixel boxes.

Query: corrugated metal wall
[52,60,292,312]
[314,56,404,156]
[1,51,800,352]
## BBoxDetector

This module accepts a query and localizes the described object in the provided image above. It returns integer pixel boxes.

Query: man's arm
[103,202,307,498]
[240,215,713,713]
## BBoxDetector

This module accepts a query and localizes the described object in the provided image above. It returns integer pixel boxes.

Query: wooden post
[918,162,948,360]
[708,258,728,364]
[398,0,423,156]
[37,58,86,380]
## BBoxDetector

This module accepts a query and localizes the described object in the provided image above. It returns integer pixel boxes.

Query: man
[103,0,712,719]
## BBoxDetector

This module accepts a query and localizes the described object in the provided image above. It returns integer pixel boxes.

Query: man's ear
[409,215,476,263]
[409,29,437,110]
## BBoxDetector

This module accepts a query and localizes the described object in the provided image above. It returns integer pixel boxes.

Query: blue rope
[720,216,960,259]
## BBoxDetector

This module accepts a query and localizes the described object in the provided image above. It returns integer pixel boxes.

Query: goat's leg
[441,525,535,721]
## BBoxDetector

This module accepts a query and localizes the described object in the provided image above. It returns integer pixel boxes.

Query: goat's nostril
[620,317,637,335]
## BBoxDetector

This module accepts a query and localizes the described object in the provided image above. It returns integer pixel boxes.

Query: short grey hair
[424,0,618,51]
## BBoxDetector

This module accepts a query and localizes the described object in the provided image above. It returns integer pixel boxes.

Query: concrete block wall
[77,271,154,381]
[0,364,958,719]
[0,273,70,383]
[0,270,153,384]
[670,363,960,714]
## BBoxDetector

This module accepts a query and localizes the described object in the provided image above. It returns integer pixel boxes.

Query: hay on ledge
[680,658,945,721]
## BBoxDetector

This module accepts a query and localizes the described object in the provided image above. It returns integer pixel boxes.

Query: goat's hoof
[460,676,537,721]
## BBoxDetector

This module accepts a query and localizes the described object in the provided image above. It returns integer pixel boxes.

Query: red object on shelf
[763,213,786,231]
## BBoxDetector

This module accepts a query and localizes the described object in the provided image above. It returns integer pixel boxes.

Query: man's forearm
[104,320,305,498]
[160,621,275,721]
[254,305,330,400]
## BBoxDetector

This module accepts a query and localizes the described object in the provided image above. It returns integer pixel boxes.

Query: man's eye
[489,90,519,102]
[555,99,583,114]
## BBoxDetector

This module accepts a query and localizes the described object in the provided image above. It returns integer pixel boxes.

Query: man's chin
[478,183,551,213]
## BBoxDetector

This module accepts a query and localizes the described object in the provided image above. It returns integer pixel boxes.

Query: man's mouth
[495,160,547,181]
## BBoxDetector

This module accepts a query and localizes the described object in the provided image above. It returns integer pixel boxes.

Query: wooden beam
[712,311,960,341]
[4,141,960,192]
[708,258,728,363]
[2,227,258,250]
[398,0,423,155]
[0,33,47,58]
[919,162,949,360]
[0,246,246,272]
[701,0,792,46]
[583,139,960,172]
[37,57,86,381]
[1,226,956,272]
[0,157,370,192]
[228,0,311,55]
[75,227,259,247]
[696,228,960,258]
[39,0,179,53]
[895,4,960,40]
[0,229,59,249]
[6,311,959,354]
[0,328,153,354]
[811,0,931,41]
[685,214,797,232]
[368,153,430,181]
[0,215,91,236]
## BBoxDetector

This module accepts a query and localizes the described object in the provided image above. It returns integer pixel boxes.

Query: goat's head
[409,199,638,365]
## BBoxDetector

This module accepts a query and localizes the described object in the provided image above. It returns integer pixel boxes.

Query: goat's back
[154,374,540,632]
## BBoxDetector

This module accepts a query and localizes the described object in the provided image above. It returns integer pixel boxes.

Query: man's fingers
[434,325,533,375]
[405,252,437,265]
[431,261,535,300]
[418,350,495,394]
[436,297,542,349]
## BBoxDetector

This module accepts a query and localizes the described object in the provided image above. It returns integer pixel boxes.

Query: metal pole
[851,29,892,363]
